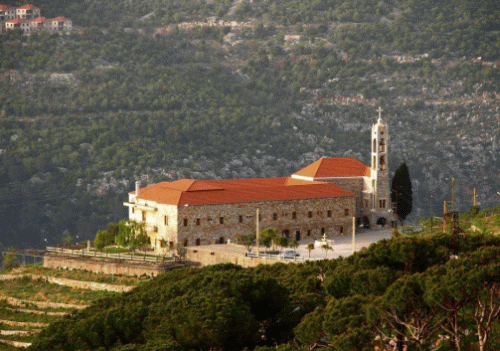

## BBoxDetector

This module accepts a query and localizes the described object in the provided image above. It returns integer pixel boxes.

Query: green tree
[391,160,413,225]
[236,234,256,253]
[260,228,278,251]
[307,243,315,258]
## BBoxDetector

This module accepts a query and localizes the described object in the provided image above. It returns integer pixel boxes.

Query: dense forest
[1,0,500,248]
[26,226,500,351]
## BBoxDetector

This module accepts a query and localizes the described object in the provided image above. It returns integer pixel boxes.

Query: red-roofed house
[48,16,72,31]
[30,16,47,30]
[0,5,15,21]
[124,113,393,252]
[16,4,40,19]
[5,17,30,33]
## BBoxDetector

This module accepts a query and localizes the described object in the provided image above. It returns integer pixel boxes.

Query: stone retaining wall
[44,254,175,277]
[0,339,31,348]
[186,246,288,268]
[0,294,88,310]
[0,319,48,328]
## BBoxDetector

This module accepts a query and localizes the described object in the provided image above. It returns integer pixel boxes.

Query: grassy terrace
[0,277,114,304]
[0,307,66,324]
[8,263,145,286]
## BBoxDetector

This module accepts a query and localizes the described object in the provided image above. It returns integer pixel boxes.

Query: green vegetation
[391,159,413,224]
[0,277,114,304]
[1,0,499,254]
[24,218,500,350]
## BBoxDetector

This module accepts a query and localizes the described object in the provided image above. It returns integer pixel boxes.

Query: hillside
[25,220,500,350]
[1,0,500,248]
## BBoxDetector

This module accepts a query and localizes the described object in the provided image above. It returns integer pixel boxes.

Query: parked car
[281,250,300,259]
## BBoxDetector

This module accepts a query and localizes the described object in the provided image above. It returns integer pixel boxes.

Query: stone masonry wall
[186,246,288,268]
[177,196,355,246]
[44,255,166,277]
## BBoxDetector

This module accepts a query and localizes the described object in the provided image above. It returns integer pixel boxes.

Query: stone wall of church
[176,196,355,246]
[321,178,366,216]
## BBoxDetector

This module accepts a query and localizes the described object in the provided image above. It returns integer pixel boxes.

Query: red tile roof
[0,5,14,11]
[293,157,371,178]
[132,177,354,206]
[6,17,27,24]
[17,4,38,10]
[30,16,46,23]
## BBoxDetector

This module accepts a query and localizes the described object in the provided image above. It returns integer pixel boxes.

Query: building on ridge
[124,111,394,252]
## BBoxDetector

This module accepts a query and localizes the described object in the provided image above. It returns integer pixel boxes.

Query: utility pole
[352,217,356,254]
[256,208,260,256]
[443,201,448,233]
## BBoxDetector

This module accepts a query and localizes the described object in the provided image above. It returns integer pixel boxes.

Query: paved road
[291,228,393,261]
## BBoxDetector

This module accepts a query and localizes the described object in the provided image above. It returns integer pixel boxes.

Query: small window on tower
[327,210,332,217]
[273,213,277,220]
[308,211,313,218]
[344,209,349,216]
[219,217,224,224]
[292,212,297,219]
[164,216,167,225]
[183,218,188,226]
[196,218,200,226]
[239,215,243,223]
[339,226,344,234]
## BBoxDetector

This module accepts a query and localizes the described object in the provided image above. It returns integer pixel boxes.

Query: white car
[281,250,300,259]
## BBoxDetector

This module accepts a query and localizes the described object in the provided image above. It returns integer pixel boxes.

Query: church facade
[124,114,393,252]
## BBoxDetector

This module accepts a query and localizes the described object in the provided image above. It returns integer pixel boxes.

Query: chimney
[135,181,140,196]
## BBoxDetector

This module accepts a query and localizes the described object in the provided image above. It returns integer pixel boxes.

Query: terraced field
[0,264,145,349]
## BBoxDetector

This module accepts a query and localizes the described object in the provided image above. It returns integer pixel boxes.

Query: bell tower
[369,107,391,226]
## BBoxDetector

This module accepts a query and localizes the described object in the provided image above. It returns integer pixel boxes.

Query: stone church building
[124,114,393,252]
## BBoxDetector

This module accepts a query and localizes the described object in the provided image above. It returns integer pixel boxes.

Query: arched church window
[373,156,377,169]
[373,138,377,152]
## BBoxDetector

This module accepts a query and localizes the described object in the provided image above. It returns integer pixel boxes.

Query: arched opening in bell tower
[373,138,377,152]
[379,155,386,170]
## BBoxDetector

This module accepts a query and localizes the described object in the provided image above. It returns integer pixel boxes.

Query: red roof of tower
[131,177,354,206]
[293,157,371,178]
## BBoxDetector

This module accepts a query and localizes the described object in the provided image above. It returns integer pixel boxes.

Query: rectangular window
[344,209,349,216]
[327,210,332,217]
[164,216,167,225]
[132,208,135,214]
[340,226,344,234]
[239,215,243,223]
[379,199,386,208]
[292,212,297,219]
[308,211,313,218]
[183,218,188,226]
[273,213,277,220]
[219,217,224,224]
[142,211,146,222]
[196,218,200,226]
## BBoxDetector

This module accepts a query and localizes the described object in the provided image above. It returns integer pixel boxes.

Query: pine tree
[391,160,413,224]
